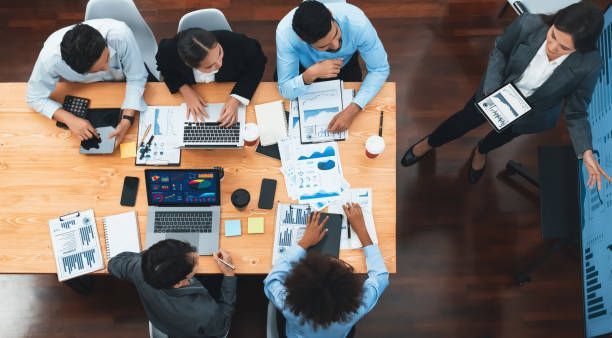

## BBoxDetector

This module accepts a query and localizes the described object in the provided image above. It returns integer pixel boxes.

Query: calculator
[56,95,91,129]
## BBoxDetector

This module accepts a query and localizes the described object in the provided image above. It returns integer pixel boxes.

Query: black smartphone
[258,178,277,209]
[120,176,139,207]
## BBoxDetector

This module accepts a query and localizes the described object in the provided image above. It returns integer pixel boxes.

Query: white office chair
[85,0,161,80]
[266,301,280,338]
[506,0,580,15]
[177,9,232,33]
[149,321,168,338]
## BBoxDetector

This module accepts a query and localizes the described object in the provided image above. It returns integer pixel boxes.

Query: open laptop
[178,103,246,149]
[144,169,221,255]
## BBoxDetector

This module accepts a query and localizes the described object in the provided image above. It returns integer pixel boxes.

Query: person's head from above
[544,1,604,59]
[61,23,109,74]
[142,239,199,289]
[177,28,223,73]
[284,252,364,329]
[292,1,342,52]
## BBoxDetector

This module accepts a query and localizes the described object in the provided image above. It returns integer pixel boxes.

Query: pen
[140,124,152,147]
[216,257,236,271]
[347,221,352,239]
[378,111,384,137]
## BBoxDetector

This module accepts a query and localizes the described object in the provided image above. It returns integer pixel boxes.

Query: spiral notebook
[103,211,141,260]
[255,100,287,146]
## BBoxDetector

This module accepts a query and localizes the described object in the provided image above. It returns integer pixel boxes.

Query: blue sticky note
[224,220,242,237]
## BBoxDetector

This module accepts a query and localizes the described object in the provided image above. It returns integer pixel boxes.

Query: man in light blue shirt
[26,19,148,145]
[276,1,390,133]
[264,204,389,338]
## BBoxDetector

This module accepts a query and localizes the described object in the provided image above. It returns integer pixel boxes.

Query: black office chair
[499,145,580,285]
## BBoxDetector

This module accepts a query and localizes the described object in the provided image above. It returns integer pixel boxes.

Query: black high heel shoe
[468,146,487,184]
[401,136,432,167]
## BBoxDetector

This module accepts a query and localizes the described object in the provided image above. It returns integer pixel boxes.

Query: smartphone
[258,178,277,209]
[120,176,139,207]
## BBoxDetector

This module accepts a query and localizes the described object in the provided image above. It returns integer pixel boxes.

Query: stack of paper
[278,139,350,210]
[137,105,183,165]
[272,204,311,264]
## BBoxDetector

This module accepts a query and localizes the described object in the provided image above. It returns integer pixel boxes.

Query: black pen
[378,111,384,137]
[347,222,352,239]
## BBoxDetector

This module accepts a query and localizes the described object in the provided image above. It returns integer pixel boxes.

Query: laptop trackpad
[167,233,199,249]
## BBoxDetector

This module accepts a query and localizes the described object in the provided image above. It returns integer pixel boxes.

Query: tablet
[476,83,532,132]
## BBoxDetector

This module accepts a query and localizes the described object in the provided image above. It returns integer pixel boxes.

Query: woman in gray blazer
[401,1,610,189]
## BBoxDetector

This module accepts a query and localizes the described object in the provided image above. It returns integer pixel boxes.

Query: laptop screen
[145,169,221,206]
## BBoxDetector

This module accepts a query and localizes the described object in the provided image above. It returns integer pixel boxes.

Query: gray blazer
[109,252,236,338]
[479,14,602,157]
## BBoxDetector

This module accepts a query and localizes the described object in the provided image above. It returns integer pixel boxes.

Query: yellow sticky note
[120,142,137,159]
[247,217,264,234]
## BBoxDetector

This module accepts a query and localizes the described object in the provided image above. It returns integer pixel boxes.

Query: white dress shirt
[26,19,148,119]
[514,41,570,97]
[192,68,250,106]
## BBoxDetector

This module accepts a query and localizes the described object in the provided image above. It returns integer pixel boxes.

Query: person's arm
[263,245,307,310]
[565,61,600,158]
[276,27,309,100]
[352,17,390,109]
[199,275,237,337]
[108,252,140,283]
[156,39,190,94]
[482,14,531,96]
[230,35,267,102]
[110,22,148,113]
[26,50,63,119]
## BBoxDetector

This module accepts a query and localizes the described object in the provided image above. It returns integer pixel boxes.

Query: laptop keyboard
[184,122,240,144]
[153,211,213,233]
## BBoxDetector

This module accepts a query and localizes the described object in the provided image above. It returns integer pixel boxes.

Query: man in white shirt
[26,19,148,145]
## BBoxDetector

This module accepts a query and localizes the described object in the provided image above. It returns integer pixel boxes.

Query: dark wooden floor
[1,0,610,337]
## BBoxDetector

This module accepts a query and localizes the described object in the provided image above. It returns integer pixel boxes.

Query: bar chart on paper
[272,204,311,264]
[48,209,104,281]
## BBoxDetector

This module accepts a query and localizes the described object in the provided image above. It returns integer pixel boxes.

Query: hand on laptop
[343,203,373,247]
[219,96,239,128]
[214,249,235,276]
[298,211,329,250]
[180,84,208,122]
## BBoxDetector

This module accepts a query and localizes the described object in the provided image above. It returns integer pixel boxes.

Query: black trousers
[275,309,356,338]
[427,95,522,154]
[273,52,363,82]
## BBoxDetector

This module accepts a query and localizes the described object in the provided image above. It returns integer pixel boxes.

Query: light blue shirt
[264,244,389,338]
[276,3,390,109]
[26,19,148,119]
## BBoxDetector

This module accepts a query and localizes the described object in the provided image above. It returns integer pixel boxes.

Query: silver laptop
[179,103,246,149]
[144,169,221,255]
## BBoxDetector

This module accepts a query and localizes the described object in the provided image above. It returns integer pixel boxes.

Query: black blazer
[156,30,267,100]
[479,14,602,157]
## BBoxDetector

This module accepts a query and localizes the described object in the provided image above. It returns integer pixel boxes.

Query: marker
[216,257,236,271]
[378,111,384,137]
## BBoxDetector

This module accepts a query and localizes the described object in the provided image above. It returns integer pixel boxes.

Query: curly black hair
[284,252,365,329]
[141,239,197,289]
[60,24,106,74]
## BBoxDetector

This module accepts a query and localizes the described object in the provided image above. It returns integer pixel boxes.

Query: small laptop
[179,103,246,149]
[145,169,221,255]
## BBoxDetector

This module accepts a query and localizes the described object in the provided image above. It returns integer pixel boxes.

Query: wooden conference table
[0,82,396,274]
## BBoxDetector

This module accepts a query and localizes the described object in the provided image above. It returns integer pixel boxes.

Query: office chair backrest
[177,9,232,33]
[507,0,580,15]
[85,0,160,80]
[266,301,280,338]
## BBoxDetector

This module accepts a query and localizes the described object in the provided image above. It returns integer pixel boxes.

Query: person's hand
[303,58,343,84]
[219,96,240,128]
[214,249,235,276]
[583,149,612,191]
[298,212,329,250]
[327,103,360,133]
[180,85,208,122]
[343,203,373,247]
[65,114,98,141]
[109,119,131,148]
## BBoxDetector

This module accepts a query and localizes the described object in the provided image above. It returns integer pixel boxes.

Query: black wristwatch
[122,114,135,125]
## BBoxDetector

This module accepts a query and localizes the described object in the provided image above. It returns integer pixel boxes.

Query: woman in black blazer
[156,28,267,127]
[401,2,610,189]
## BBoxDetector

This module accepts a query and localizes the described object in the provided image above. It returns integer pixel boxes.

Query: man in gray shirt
[109,239,236,338]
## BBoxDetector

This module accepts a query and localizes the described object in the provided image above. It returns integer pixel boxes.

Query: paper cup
[244,123,259,146]
[365,135,385,158]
